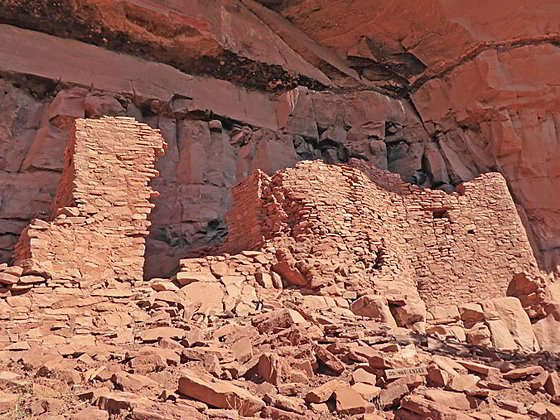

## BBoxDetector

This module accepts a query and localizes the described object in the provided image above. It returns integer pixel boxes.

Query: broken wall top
[224,160,539,307]
[14,117,166,284]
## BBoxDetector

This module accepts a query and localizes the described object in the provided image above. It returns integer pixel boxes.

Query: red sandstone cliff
[1,3,560,417]
[253,0,560,275]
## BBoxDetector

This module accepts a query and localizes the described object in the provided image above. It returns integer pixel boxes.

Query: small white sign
[385,366,428,379]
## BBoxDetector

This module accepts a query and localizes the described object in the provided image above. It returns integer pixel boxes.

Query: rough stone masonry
[0,118,559,420]
[223,159,540,308]
[13,117,166,285]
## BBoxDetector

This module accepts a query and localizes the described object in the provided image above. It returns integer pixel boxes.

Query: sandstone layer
[0,24,422,278]
[253,0,560,277]
[1,1,560,278]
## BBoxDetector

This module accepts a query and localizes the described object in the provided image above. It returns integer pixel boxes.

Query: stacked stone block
[219,160,539,310]
[351,160,539,307]
[13,117,165,284]
[224,172,267,254]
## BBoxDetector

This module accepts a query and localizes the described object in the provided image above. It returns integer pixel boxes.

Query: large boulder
[350,295,398,328]
[178,369,265,416]
[532,314,560,353]
[482,297,540,352]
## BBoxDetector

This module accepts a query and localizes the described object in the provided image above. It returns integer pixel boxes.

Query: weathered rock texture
[0,0,332,89]
[14,117,165,283]
[0,118,558,419]
[226,160,539,307]
[412,45,560,278]
[1,0,560,418]
[178,160,559,349]
[0,24,423,277]
[1,0,560,282]
[253,0,560,278]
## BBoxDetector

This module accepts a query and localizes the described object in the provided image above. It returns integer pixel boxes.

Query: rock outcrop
[1,1,560,419]
[0,23,422,277]
[2,1,560,279]
[254,0,560,277]
[0,118,558,419]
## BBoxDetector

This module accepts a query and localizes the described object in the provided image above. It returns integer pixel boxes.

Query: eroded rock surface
[0,118,559,419]
[2,0,560,278]
[1,2,560,418]
[252,0,560,276]
[0,24,422,277]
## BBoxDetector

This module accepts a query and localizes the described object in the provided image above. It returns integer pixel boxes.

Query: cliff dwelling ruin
[1,1,560,419]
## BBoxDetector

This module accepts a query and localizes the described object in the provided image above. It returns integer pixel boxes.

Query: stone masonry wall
[407,172,538,307]
[13,117,165,285]
[349,160,540,307]
[221,160,539,308]
[175,159,558,351]
[223,172,267,255]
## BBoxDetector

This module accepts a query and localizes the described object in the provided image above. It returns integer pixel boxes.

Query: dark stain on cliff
[0,0,327,93]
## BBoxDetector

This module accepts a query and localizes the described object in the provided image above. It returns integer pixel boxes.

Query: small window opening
[432,210,449,219]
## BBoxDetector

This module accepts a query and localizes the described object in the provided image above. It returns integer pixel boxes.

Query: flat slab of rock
[176,271,217,286]
[181,281,224,312]
[91,289,133,298]
[178,369,264,416]
[503,365,544,380]
[455,360,500,376]
[305,379,343,403]
[351,382,382,400]
[210,262,229,277]
[262,406,307,420]
[0,273,19,285]
[351,368,377,385]
[483,297,539,352]
[545,372,560,398]
[379,384,408,408]
[97,391,152,413]
[271,262,307,287]
[333,385,374,415]
[253,309,306,333]
[447,374,480,392]
[496,399,527,414]
[532,314,560,353]
[0,391,18,413]
[71,406,109,420]
[111,372,158,392]
[350,295,397,328]
[138,327,185,342]
[400,395,471,419]
[263,393,306,414]
[313,344,345,374]
[546,405,560,420]
[419,389,471,410]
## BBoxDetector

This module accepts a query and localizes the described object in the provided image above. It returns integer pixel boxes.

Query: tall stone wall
[224,172,268,255]
[351,161,539,307]
[222,160,539,308]
[14,117,165,284]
